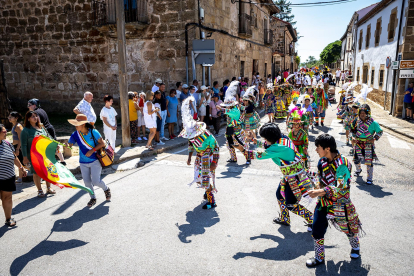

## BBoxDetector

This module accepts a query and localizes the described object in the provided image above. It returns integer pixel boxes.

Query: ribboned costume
[247,135,314,228]
[180,96,220,209]
[308,153,363,265]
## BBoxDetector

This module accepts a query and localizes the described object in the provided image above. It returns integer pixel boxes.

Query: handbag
[91,130,115,167]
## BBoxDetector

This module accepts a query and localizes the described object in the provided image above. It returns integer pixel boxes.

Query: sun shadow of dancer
[176,203,219,243]
[52,190,85,215]
[218,165,244,179]
[314,258,371,276]
[51,201,109,233]
[9,239,87,276]
[356,182,392,198]
[0,224,18,239]
[233,226,334,261]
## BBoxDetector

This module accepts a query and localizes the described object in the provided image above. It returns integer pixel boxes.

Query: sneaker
[366,179,373,185]
[157,141,165,145]
[349,149,354,155]
[306,257,325,268]
[306,223,313,232]
[354,170,362,177]
[161,137,169,141]
[246,160,251,165]
[321,122,324,126]
[314,122,319,126]
[16,178,23,184]
[142,136,148,141]
[273,217,290,226]
[60,161,67,166]
[169,135,174,140]
[203,192,207,200]
[137,137,142,141]
[202,202,217,209]
[350,248,360,259]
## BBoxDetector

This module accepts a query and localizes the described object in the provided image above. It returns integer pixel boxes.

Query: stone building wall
[0,0,276,114]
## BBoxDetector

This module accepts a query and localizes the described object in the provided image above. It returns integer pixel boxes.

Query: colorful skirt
[244,112,261,131]
[274,110,287,119]
[266,106,275,114]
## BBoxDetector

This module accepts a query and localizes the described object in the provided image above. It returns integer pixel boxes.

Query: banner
[30,135,94,195]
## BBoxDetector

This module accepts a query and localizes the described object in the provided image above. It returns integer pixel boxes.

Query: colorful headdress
[292,90,300,102]
[267,83,274,90]
[220,81,239,107]
[179,95,206,139]
[303,94,311,102]
[359,103,371,117]
[354,83,373,104]
[285,74,295,83]
[243,86,256,102]
[289,107,304,124]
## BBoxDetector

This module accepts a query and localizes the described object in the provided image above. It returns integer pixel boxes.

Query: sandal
[104,188,111,201]
[46,188,56,194]
[5,218,16,227]
[306,257,324,268]
[37,190,45,198]
[273,217,290,226]
[145,146,154,151]
[87,198,97,207]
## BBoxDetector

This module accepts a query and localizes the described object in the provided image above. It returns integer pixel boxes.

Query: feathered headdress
[346,81,358,93]
[220,81,239,107]
[285,74,295,82]
[289,107,304,124]
[292,90,300,101]
[243,86,256,101]
[178,95,206,139]
[342,82,351,90]
[267,83,274,90]
[354,83,372,103]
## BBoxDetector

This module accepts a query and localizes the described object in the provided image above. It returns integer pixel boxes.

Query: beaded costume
[313,87,328,125]
[248,136,314,228]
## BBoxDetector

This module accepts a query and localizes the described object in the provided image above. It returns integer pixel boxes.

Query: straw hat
[68,114,89,126]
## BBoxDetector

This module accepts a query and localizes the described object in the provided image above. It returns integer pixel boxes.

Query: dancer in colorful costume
[241,86,261,139]
[306,134,363,267]
[263,83,276,123]
[350,104,383,185]
[302,95,314,133]
[348,101,360,155]
[288,108,309,168]
[274,93,286,119]
[180,96,220,209]
[222,81,251,165]
[340,95,355,146]
[245,123,314,231]
[313,84,328,126]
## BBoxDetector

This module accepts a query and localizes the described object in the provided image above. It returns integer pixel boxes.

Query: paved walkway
[338,87,414,140]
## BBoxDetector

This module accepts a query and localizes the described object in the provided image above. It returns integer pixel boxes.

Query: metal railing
[239,13,252,36]
[93,0,148,27]
[264,29,273,45]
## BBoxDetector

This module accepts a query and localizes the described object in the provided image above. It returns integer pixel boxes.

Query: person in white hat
[221,81,251,165]
[179,96,220,209]
[152,78,162,93]
[198,85,209,122]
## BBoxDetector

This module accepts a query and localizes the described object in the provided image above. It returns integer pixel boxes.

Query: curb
[374,119,414,141]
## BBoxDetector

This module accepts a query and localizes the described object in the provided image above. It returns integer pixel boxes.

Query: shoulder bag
[91,130,115,167]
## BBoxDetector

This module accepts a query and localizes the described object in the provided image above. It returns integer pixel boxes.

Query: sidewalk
[337,87,414,140]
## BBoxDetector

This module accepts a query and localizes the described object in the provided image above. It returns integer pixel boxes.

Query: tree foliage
[295,56,300,65]
[300,56,324,68]
[320,40,342,64]
[273,0,296,26]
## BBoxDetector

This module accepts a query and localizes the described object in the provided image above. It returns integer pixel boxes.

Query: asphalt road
[1,99,413,276]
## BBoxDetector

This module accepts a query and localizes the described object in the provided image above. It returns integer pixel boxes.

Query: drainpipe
[390,0,406,116]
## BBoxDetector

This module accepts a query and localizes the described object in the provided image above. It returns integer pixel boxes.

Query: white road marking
[386,133,411,149]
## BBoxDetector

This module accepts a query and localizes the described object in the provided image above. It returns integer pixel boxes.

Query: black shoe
[202,202,217,209]
[273,217,290,226]
[60,161,67,166]
[354,170,362,177]
[306,223,313,232]
[366,179,373,185]
[350,248,360,259]
[203,192,207,200]
[321,122,324,126]
[227,158,237,163]
[314,122,319,126]
[306,257,325,268]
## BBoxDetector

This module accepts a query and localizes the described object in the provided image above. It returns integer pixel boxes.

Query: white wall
[354,0,406,92]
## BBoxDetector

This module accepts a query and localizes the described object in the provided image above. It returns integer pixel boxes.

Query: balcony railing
[239,13,252,36]
[93,0,148,27]
[264,29,273,45]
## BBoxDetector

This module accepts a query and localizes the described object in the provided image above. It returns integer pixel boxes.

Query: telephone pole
[115,0,131,147]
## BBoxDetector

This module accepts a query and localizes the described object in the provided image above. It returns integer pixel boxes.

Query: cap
[189,85,196,90]
[182,84,189,89]
[200,85,208,90]
[155,78,162,83]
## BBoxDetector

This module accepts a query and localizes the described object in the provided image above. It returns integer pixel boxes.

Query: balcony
[264,29,273,45]
[239,13,252,37]
[93,0,149,27]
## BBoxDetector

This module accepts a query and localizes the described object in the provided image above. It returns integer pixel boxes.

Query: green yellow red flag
[30,135,94,195]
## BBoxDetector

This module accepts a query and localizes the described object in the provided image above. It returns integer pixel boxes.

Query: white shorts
[137,111,145,127]
[144,116,156,129]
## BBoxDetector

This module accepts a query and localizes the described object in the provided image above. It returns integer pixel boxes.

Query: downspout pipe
[390,0,406,116]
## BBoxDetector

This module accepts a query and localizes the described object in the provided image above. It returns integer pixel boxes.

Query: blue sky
[291,0,379,63]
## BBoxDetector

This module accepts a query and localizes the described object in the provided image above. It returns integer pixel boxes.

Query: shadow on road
[0,224,17,239]
[52,190,84,215]
[356,182,393,198]
[51,201,109,232]
[12,196,48,216]
[315,258,371,275]
[233,226,326,261]
[176,203,219,243]
[9,239,87,276]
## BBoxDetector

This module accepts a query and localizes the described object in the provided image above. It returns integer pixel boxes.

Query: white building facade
[354,0,407,110]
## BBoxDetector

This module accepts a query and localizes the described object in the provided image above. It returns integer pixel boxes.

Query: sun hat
[68,114,89,126]
[155,78,162,83]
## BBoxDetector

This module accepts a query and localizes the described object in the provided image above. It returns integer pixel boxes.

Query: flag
[30,135,94,195]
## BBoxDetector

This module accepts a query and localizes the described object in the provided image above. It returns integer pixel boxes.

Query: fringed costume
[313,86,328,126]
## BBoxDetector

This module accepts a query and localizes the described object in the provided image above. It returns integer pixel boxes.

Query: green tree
[295,56,300,65]
[320,40,342,64]
[273,0,296,26]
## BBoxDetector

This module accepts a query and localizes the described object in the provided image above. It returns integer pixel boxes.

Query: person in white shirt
[192,80,199,93]
[100,95,117,149]
[74,91,97,125]
[335,69,341,86]
[267,74,272,84]
[152,78,162,92]
[340,71,346,85]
